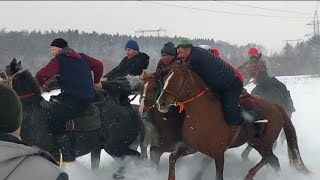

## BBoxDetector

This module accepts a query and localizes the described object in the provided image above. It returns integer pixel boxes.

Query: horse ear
[16,61,22,70]
[257,53,262,60]
[12,58,17,64]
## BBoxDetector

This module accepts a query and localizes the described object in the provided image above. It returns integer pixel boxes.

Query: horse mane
[18,69,42,96]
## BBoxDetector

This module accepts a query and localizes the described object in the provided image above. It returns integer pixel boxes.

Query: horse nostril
[161,101,166,107]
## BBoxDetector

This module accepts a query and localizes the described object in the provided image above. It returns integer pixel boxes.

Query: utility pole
[134,28,167,38]
[306,10,320,60]
[134,28,167,49]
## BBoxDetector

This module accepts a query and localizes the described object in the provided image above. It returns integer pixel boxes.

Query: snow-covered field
[43,74,320,180]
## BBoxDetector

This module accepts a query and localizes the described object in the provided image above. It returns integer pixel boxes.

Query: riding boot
[56,133,76,162]
[241,109,266,138]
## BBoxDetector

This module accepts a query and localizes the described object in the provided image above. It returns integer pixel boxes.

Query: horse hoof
[113,172,125,180]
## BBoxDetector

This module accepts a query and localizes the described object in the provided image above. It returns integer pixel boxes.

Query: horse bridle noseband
[1,69,36,99]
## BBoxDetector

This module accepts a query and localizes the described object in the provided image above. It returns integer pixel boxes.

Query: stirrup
[254,119,268,123]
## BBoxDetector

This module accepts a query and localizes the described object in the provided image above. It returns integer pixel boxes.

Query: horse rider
[0,83,69,180]
[178,40,266,136]
[248,47,296,112]
[102,39,150,106]
[36,38,104,162]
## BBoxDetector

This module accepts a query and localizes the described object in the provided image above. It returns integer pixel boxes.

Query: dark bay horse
[139,73,215,180]
[237,55,296,158]
[1,58,143,179]
[156,62,310,180]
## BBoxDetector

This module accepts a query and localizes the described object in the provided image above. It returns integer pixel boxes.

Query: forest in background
[1,28,320,76]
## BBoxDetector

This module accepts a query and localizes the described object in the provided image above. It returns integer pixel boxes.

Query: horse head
[156,62,205,113]
[138,71,161,117]
[237,53,263,86]
[0,58,42,98]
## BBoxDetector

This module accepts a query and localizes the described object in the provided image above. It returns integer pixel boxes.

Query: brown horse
[156,63,310,180]
[139,74,212,180]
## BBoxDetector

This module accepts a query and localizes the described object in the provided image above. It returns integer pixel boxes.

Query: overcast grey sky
[0,1,318,53]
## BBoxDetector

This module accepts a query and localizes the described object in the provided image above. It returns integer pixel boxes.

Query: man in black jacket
[104,39,150,81]
[103,39,150,106]
[176,39,266,130]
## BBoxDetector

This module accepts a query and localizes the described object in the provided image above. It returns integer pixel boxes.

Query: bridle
[1,69,36,100]
[160,66,205,113]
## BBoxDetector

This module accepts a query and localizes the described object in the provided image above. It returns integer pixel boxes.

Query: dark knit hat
[177,39,193,48]
[0,83,22,133]
[161,42,176,56]
[125,39,139,51]
[50,38,68,48]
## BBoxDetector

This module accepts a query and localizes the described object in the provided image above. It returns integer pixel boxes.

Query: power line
[214,1,311,15]
[139,1,313,19]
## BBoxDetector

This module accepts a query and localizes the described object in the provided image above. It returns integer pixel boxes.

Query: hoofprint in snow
[42,75,320,180]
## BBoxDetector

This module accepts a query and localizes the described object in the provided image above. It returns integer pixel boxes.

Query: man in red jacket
[36,38,104,162]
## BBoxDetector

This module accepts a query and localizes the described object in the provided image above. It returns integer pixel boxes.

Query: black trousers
[49,93,90,134]
[218,78,244,125]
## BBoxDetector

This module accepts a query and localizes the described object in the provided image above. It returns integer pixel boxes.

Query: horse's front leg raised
[168,144,194,180]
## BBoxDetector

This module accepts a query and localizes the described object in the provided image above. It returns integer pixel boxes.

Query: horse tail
[275,104,311,175]
[141,117,160,147]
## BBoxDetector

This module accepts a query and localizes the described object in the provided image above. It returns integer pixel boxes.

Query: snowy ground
[42,75,320,180]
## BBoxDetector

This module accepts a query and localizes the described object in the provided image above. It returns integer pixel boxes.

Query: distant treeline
[0,28,319,76]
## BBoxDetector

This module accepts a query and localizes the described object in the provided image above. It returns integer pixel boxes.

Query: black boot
[56,133,76,162]
[241,109,266,138]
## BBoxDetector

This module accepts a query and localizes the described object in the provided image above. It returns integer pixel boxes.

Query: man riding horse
[178,40,266,136]
[102,39,150,107]
[247,47,296,112]
[36,38,104,162]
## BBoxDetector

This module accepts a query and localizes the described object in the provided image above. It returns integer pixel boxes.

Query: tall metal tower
[306,10,320,37]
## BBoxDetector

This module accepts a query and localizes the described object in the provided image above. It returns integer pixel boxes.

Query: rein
[162,67,206,113]
[242,61,265,84]
[2,70,36,100]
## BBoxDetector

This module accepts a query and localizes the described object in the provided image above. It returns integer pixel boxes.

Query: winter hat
[161,42,176,56]
[177,39,193,48]
[125,39,139,51]
[50,38,68,48]
[248,47,259,57]
[0,83,22,133]
[212,48,220,58]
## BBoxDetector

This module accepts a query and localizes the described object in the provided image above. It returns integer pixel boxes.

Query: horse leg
[139,119,149,160]
[268,153,281,174]
[168,145,193,180]
[241,143,253,161]
[91,147,101,171]
[193,155,212,180]
[212,152,225,180]
[150,146,162,167]
[245,156,269,180]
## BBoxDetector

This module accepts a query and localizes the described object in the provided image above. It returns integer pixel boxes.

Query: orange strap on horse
[176,90,205,113]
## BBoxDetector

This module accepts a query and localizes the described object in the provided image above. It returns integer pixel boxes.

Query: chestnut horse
[156,63,310,180]
[139,74,212,180]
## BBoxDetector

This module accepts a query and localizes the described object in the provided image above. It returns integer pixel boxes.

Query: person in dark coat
[155,42,180,77]
[176,39,266,128]
[36,38,104,162]
[103,39,150,106]
[104,39,150,81]
[0,84,68,180]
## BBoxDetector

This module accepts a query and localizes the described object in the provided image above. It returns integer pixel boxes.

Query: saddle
[239,88,260,110]
[66,102,102,132]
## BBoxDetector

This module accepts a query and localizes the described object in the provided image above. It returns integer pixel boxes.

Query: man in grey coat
[0,83,68,180]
